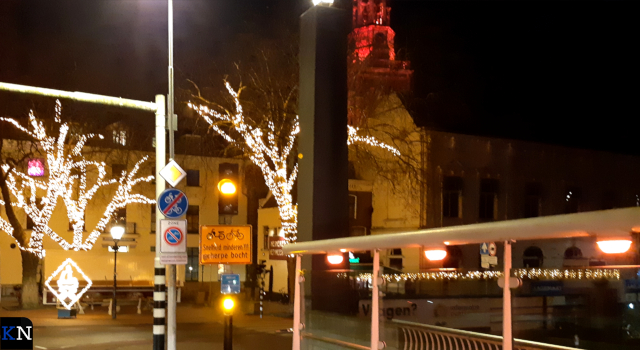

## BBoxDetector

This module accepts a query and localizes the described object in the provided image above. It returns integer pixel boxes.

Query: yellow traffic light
[218,179,237,195]
[223,297,235,315]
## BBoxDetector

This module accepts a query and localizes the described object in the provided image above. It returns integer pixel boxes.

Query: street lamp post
[110,224,125,320]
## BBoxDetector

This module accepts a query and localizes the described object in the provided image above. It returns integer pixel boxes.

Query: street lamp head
[597,239,632,254]
[424,249,447,261]
[312,0,334,6]
[327,253,344,265]
[110,225,125,241]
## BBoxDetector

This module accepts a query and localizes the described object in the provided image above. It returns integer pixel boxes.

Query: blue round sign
[157,189,189,219]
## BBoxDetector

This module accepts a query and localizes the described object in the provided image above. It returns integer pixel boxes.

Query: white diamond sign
[159,160,186,187]
[45,258,92,310]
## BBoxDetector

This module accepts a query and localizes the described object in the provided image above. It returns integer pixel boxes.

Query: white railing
[393,320,581,350]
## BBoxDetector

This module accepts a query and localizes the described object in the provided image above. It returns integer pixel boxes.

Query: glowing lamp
[424,249,447,261]
[110,225,125,241]
[312,0,334,6]
[597,239,632,254]
[223,297,235,315]
[327,254,344,265]
[27,158,45,177]
[218,179,237,195]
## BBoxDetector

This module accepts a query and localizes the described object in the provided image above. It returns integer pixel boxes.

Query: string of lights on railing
[0,101,154,258]
[340,268,621,283]
[189,82,401,242]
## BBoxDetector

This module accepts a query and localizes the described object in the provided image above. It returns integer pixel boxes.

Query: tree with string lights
[0,101,154,308]
[189,82,401,242]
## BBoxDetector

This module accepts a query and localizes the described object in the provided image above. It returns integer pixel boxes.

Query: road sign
[488,242,497,257]
[200,225,252,265]
[160,219,187,265]
[481,255,498,268]
[221,274,241,294]
[159,159,187,187]
[268,236,287,260]
[157,188,189,219]
[480,243,490,255]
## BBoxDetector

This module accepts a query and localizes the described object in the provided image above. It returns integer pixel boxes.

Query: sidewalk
[0,298,294,333]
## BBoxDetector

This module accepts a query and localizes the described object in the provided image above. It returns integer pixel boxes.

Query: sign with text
[221,274,241,294]
[268,236,287,260]
[160,220,188,265]
[200,225,252,265]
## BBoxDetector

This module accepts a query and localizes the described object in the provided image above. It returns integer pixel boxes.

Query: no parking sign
[160,219,188,265]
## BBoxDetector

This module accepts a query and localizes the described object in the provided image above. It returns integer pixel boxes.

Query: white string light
[189,82,400,242]
[0,101,154,258]
[346,268,620,283]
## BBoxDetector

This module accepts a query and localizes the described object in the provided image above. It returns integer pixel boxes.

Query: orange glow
[597,239,632,254]
[217,179,237,195]
[424,249,447,261]
[327,254,344,265]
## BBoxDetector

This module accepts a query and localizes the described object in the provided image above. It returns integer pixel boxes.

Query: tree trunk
[287,256,296,304]
[20,250,41,309]
[0,140,42,309]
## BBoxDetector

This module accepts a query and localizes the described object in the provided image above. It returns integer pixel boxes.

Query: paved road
[33,322,292,350]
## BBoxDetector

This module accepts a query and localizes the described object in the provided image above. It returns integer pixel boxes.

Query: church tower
[348,0,413,125]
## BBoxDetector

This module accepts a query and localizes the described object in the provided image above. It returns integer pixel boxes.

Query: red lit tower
[348,0,413,125]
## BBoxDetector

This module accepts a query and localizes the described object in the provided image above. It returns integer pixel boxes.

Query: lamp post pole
[166,1,178,349]
[112,239,119,320]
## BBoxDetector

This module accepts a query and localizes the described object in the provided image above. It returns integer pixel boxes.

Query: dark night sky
[0,0,637,155]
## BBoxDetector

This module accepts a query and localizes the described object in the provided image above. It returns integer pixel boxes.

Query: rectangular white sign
[160,219,188,265]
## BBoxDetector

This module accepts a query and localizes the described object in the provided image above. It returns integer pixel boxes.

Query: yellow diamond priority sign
[160,160,186,187]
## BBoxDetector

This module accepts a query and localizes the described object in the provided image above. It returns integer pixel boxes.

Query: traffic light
[222,297,235,316]
[218,163,239,215]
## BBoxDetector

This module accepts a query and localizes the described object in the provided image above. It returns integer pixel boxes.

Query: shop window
[150,205,156,233]
[442,176,463,218]
[187,206,199,233]
[479,179,499,220]
[187,170,200,187]
[564,186,582,214]
[185,248,199,282]
[524,182,542,218]
[523,246,543,268]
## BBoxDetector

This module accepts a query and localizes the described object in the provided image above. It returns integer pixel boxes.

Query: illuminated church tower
[348,0,413,125]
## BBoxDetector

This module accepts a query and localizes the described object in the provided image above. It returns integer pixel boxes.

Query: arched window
[564,246,583,259]
[523,246,543,268]
[443,246,463,269]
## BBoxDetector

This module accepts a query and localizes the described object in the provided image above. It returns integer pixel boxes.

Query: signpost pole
[153,95,166,350]
[293,254,302,350]
[371,249,380,350]
[503,241,513,350]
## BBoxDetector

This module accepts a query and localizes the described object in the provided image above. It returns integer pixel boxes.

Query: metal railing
[393,320,581,350]
[302,332,371,350]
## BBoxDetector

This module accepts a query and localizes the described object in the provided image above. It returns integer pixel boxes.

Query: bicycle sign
[200,225,252,265]
[157,188,189,219]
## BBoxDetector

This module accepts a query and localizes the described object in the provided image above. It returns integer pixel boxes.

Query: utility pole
[166,1,178,349]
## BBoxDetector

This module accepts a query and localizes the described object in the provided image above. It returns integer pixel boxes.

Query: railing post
[293,254,302,350]
[503,240,513,350]
[371,249,380,350]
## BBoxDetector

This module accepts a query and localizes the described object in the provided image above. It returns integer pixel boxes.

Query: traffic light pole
[167,1,178,349]
[224,315,233,350]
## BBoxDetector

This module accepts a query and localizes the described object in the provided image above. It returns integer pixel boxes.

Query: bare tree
[0,101,153,308]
